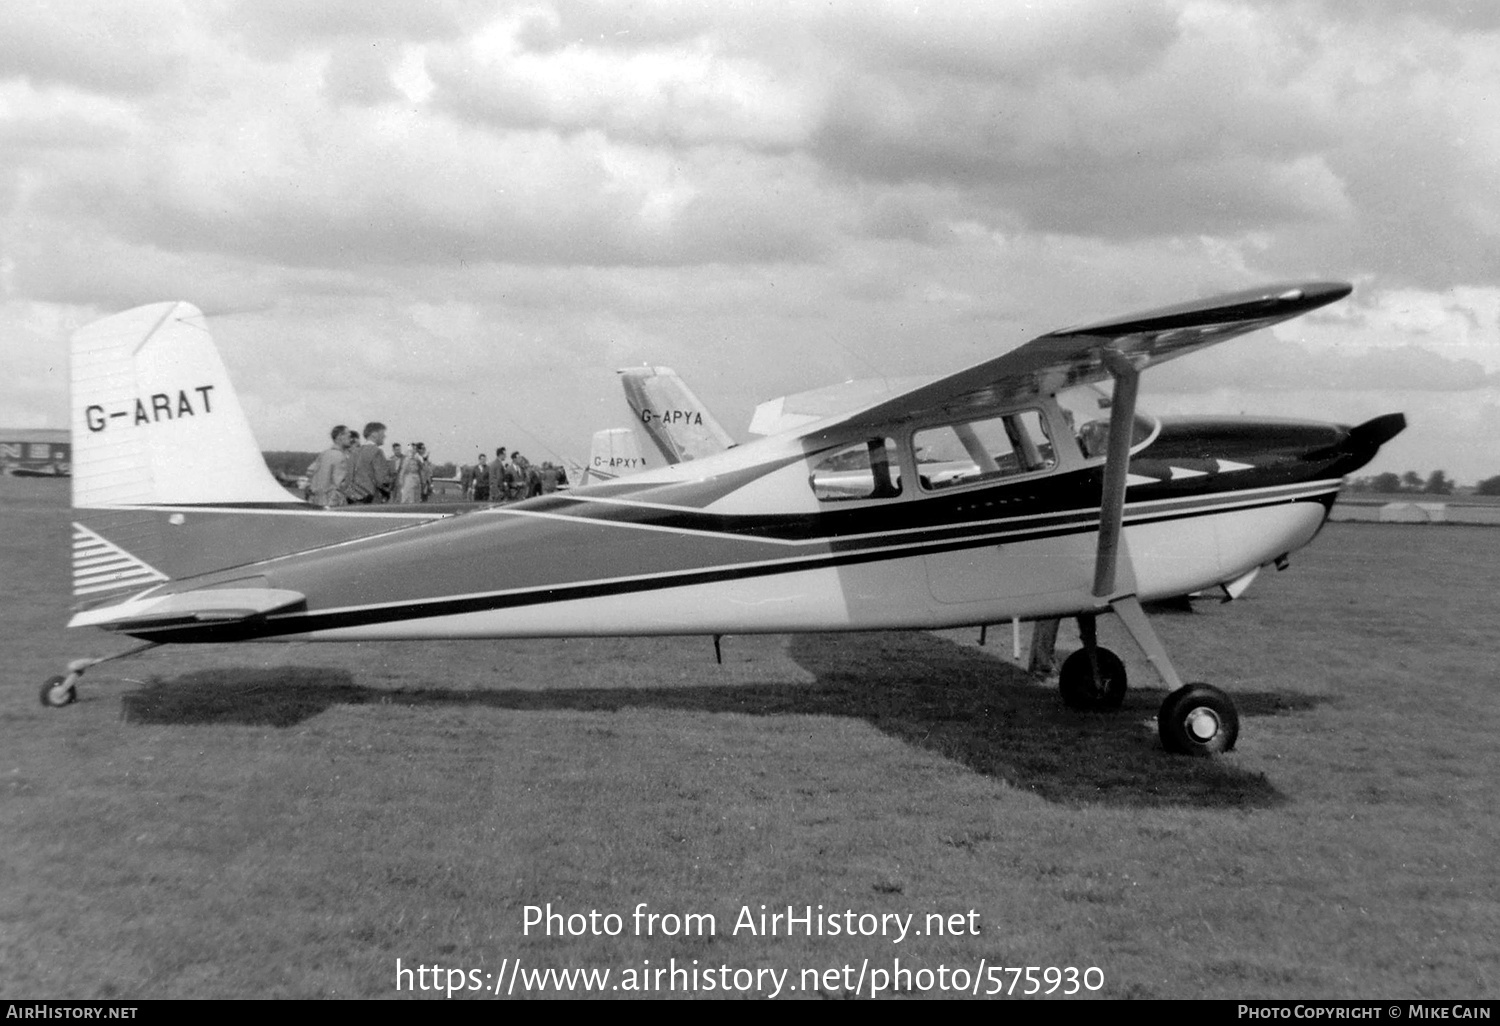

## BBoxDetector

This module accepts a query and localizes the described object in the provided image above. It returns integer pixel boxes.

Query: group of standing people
[305,421,433,507]
[461,447,566,502]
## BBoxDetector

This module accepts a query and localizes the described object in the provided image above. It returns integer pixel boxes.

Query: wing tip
[1054,279,1354,338]
[1281,280,1353,305]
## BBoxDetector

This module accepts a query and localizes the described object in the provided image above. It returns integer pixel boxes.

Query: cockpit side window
[809,437,903,502]
[914,410,1056,492]
[1057,384,1156,459]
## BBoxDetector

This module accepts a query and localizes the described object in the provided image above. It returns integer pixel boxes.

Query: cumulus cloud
[1150,333,1500,393]
[2,0,1498,481]
[0,1,184,96]
[213,0,475,56]
[429,16,825,150]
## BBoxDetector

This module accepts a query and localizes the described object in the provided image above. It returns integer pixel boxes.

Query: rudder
[66,303,443,606]
[579,428,653,485]
[71,301,292,508]
[618,366,734,465]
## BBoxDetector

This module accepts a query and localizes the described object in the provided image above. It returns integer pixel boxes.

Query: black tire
[1058,647,1127,711]
[40,674,77,707]
[1158,684,1239,756]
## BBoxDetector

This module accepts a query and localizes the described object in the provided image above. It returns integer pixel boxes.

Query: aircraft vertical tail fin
[66,303,365,605]
[618,366,734,465]
[71,301,293,509]
[579,428,653,485]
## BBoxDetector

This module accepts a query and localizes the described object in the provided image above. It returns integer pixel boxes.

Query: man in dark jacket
[346,421,393,503]
[471,454,490,501]
[489,447,509,503]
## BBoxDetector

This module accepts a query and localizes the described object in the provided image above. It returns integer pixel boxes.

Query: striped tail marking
[72,521,168,597]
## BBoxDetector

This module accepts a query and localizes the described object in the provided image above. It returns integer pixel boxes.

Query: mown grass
[1,477,1495,999]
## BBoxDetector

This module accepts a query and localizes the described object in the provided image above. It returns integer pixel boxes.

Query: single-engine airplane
[50,283,1404,756]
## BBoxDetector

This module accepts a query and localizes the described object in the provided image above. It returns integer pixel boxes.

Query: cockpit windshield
[1055,384,1158,459]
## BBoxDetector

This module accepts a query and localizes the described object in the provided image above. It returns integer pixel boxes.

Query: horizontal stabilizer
[69,587,305,631]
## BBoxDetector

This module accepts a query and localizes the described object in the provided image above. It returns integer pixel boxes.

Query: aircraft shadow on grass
[119,632,1327,809]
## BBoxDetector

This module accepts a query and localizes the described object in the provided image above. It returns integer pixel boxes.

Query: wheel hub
[1185,706,1220,741]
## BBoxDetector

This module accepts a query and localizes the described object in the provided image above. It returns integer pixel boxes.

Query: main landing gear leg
[1109,595,1238,756]
[1083,348,1239,755]
[40,642,161,707]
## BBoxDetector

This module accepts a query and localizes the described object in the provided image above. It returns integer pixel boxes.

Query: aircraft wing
[802,282,1352,439]
[748,376,933,436]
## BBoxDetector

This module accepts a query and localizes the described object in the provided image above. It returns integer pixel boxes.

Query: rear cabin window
[809,437,903,502]
[914,410,1056,491]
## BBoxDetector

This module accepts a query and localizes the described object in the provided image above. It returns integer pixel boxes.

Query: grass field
[1,476,1496,999]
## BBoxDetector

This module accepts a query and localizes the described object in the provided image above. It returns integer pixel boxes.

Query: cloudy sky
[2,0,1497,482]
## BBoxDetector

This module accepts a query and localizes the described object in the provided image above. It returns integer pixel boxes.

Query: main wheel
[1058,647,1127,710]
[40,674,78,707]
[1158,684,1238,756]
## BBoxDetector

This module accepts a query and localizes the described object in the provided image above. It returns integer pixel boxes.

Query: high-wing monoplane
[50,283,1404,756]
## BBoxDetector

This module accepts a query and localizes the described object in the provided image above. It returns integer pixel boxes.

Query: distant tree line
[1347,470,1459,495]
[263,451,318,483]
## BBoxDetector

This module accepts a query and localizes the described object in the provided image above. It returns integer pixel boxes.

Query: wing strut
[1091,351,1140,600]
[1088,350,1184,690]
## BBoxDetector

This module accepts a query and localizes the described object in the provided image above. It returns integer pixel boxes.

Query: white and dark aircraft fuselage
[73,400,1400,644]
[56,283,1405,756]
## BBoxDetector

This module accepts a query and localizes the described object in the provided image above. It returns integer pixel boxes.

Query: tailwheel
[1158,684,1239,756]
[40,673,79,707]
[1058,647,1127,711]
[38,644,160,709]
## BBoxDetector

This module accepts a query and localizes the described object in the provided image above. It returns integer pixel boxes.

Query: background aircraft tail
[579,428,652,485]
[68,302,436,604]
[618,366,734,465]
